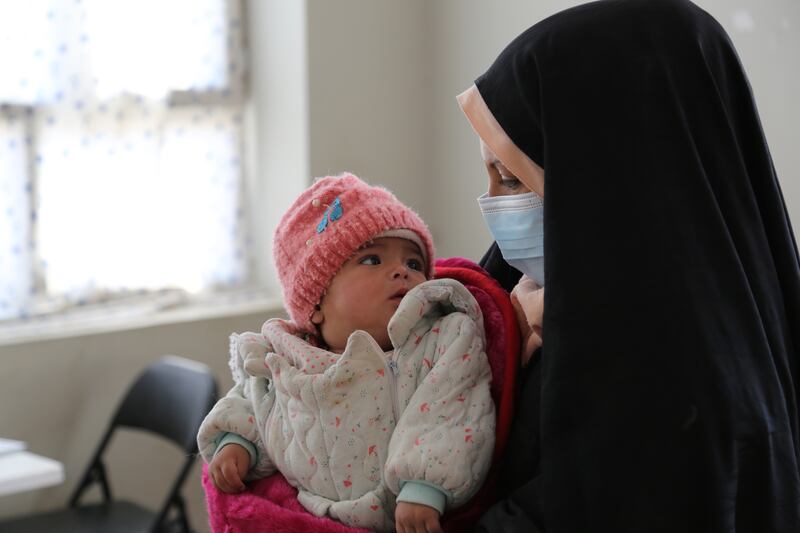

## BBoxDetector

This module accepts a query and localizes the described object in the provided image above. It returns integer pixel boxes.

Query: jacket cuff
[214,432,257,469]
[397,480,448,515]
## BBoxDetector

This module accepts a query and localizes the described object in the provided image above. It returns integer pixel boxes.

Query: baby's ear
[311,305,324,325]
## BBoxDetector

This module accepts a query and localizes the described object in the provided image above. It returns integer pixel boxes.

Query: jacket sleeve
[384,312,496,510]
[197,331,277,480]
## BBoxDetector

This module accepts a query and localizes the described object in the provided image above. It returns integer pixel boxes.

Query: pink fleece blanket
[202,465,374,533]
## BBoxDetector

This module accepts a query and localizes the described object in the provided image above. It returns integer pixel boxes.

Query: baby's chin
[368,327,393,352]
[361,321,394,352]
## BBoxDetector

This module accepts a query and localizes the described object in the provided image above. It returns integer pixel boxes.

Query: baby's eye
[407,258,423,272]
[359,255,381,266]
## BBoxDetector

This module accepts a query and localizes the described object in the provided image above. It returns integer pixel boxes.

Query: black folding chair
[0,355,218,533]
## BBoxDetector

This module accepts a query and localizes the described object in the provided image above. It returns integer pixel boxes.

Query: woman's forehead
[481,140,515,176]
[480,140,496,163]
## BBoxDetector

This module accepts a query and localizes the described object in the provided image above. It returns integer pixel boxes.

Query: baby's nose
[391,263,409,278]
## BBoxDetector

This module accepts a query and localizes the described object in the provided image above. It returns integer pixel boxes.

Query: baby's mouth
[390,289,408,301]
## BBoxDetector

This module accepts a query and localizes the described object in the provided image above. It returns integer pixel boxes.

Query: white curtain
[0,0,247,321]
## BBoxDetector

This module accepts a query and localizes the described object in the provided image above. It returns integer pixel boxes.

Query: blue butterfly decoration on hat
[316,197,343,233]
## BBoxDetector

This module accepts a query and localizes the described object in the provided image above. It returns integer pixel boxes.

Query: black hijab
[467,0,800,531]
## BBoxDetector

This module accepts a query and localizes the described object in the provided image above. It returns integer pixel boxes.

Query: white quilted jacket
[198,278,495,531]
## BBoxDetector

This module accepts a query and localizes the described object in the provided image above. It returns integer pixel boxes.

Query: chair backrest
[113,355,218,453]
[70,355,218,531]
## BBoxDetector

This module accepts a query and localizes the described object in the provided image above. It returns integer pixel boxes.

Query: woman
[459,0,800,531]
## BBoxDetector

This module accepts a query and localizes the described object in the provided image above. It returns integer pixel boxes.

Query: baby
[198,173,495,532]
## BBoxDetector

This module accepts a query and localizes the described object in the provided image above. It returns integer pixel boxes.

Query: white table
[0,451,65,497]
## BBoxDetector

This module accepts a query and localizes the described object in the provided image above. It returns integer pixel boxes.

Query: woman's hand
[395,501,443,533]
[208,443,250,493]
[510,275,544,366]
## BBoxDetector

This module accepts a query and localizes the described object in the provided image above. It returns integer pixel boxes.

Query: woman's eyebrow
[495,161,518,178]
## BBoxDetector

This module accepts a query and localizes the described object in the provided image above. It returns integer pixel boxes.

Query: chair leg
[174,495,191,533]
[154,495,190,533]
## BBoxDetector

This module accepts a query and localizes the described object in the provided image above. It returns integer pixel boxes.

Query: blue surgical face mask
[477,191,545,286]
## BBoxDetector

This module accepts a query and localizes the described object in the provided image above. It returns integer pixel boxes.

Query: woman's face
[481,140,531,197]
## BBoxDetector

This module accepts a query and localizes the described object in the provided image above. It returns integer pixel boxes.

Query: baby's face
[312,237,427,352]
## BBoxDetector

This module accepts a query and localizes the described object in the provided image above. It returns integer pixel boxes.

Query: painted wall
[306,0,436,240]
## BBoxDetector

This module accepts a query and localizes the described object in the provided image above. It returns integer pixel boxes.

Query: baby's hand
[395,501,442,533]
[208,443,250,493]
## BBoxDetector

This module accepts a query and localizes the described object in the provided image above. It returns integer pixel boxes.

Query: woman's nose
[487,179,505,197]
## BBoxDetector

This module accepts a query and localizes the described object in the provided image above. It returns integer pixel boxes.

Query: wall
[244,0,309,292]
[306,0,436,238]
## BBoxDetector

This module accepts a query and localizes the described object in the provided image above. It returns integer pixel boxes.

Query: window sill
[0,288,284,347]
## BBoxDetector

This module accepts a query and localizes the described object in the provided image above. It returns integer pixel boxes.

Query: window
[0,0,247,322]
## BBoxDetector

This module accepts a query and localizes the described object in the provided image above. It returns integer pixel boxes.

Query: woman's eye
[359,255,381,266]
[407,258,423,271]
[493,163,521,189]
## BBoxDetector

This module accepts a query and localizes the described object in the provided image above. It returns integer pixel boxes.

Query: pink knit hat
[273,173,435,332]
